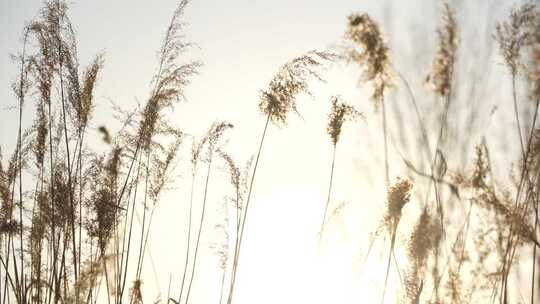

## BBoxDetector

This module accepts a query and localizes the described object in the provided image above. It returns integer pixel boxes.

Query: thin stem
[512,73,526,159]
[120,152,144,302]
[532,203,538,304]
[381,223,397,304]
[134,153,151,280]
[381,97,390,188]
[184,158,213,304]
[56,13,78,283]
[320,144,337,236]
[177,174,196,304]
[218,267,226,304]
[16,29,29,304]
[227,114,270,304]
[500,97,540,302]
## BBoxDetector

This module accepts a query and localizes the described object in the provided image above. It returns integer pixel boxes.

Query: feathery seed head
[149,132,183,203]
[326,96,363,145]
[345,13,393,105]
[385,177,413,224]
[495,3,539,75]
[527,44,540,101]
[218,150,252,211]
[33,101,48,168]
[407,207,441,274]
[139,0,200,151]
[259,50,339,126]
[428,3,459,97]
[208,121,234,148]
[472,145,488,189]
[219,150,241,192]
[79,53,104,129]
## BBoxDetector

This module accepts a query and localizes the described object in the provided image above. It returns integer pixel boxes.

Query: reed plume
[138,0,200,152]
[345,12,393,187]
[320,96,362,236]
[381,177,413,304]
[405,207,441,303]
[428,3,458,97]
[259,50,339,126]
[495,3,539,156]
[345,13,393,104]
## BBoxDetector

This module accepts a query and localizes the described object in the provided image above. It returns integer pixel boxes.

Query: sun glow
[226,185,400,304]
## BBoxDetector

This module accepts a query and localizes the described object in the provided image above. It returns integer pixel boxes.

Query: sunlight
[231,185,395,304]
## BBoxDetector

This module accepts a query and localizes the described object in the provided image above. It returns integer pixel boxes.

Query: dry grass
[3,1,540,304]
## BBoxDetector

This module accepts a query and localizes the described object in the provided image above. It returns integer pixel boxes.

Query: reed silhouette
[3,1,540,303]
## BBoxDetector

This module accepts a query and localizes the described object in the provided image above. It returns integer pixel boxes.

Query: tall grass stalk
[320,96,361,236]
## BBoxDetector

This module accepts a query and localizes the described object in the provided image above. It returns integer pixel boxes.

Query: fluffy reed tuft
[32,101,48,168]
[384,177,413,227]
[326,96,363,146]
[219,150,252,212]
[193,121,234,164]
[345,13,393,105]
[138,0,201,151]
[149,131,183,203]
[259,50,338,125]
[495,3,539,76]
[405,207,441,303]
[428,3,458,97]
[527,37,540,101]
[78,53,104,129]
[88,146,123,252]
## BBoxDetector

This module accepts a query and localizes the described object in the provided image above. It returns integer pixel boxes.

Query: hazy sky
[0,0,521,303]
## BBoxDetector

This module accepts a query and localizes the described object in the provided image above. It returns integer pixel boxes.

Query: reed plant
[5,1,540,303]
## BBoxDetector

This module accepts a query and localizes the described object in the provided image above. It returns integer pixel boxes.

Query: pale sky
[0,0,527,303]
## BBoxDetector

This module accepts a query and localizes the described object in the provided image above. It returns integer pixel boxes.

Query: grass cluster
[2,1,540,304]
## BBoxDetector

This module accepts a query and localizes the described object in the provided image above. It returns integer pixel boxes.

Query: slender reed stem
[218,266,226,304]
[177,174,196,304]
[320,144,336,236]
[55,13,78,283]
[381,97,390,188]
[512,74,526,158]
[134,153,151,280]
[381,223,397,304]
[120,152,144,302]
[16,29,29,304]
[227,114,270,304]
[532,202,538,304]
[500,97,540,302]
[184,158,213,304]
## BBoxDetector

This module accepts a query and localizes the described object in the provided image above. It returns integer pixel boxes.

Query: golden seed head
[326,96,363,145]
[345,13,393,105]
[259,50,338,125]
[428,3,459,97]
